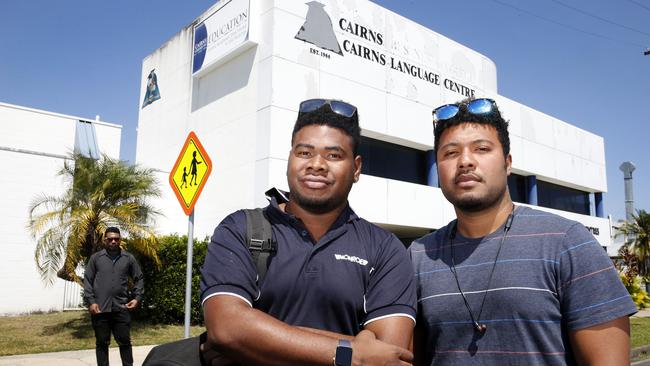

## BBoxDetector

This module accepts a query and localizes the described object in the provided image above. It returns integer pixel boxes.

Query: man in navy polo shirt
[200,99,416,365]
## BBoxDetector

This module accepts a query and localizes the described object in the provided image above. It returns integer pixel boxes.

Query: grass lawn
[2,312,650,357]
[632,317,650,348]
[0,311,204,356]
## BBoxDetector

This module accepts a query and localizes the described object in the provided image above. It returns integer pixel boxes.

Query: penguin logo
[295,1,343,55]
[142,69,161,109]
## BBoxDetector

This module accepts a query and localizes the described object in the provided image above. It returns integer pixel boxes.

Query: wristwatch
[334,339,352,366]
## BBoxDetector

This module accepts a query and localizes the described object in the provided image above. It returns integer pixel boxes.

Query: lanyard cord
[449,205,515,333]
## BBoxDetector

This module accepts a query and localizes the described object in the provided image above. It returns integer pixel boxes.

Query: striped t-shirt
[410,206,636,365]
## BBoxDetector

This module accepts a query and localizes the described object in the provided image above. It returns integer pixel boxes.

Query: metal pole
[619,162,636,222]
[183,209,195,338]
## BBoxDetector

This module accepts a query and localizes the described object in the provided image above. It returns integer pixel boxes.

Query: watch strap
[334,339,353,366]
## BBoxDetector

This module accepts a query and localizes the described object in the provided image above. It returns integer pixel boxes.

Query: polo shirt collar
[264,187,359,226]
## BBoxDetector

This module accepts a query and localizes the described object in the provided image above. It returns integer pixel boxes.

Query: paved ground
[2,309,650,365]
[636,308,650,318]
[634,357,650,366]
[0,345,155,366]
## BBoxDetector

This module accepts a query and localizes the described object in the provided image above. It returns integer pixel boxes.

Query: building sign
[585,226,600,236]
[169,132,213,215]
[294,2,476,98]
[295,1,343,55]
[192,0,250,75]
[142,69,161,109]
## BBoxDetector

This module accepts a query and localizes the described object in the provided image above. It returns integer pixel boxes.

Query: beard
[289,180,353,215]
[446,182,507,213]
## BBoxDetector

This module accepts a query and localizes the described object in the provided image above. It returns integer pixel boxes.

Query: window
[74,120,101,159]
[358,136,428,185]
[537,180,590,215]
[507,173,527,204]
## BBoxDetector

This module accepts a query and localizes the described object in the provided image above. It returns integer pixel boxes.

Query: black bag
[143,332,207,366]
[142,208,276,366]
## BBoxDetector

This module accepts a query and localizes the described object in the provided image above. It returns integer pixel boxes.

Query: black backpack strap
[244,208,276,284]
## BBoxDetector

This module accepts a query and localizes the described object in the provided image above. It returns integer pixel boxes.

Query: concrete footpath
[0,345,155,366]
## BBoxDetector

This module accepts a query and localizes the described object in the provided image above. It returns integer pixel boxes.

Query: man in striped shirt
[410,98,636,365]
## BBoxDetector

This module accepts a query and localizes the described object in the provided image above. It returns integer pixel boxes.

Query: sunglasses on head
[432,98,497,127]
[299,99,357,118]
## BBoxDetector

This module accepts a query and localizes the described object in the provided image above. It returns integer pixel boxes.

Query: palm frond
[28,152,162,284]
[34,229,67,286]
[617,209,650,278]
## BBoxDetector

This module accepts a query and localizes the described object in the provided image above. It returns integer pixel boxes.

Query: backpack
[142,208,276,366]
[244,208,277,284]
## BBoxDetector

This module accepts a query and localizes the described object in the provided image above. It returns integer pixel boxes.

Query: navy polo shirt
[200,191,416,335]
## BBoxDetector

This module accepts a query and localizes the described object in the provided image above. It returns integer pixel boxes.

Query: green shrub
[620,273,650,309]
[129,234,209,325]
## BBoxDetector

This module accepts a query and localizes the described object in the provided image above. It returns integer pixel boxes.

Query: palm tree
[28,153,161,285]
[619,209,650,278]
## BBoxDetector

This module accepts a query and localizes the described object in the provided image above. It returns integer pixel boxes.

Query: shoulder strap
[244,208,277,284]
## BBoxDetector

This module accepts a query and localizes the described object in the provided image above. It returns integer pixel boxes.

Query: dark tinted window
[508,173,527,204]
[537,180,590,215]
[358,136,428,185]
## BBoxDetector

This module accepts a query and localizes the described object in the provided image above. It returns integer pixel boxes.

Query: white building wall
[500,97,607,193]
[0,103,121,314]
[137,6,266,238]
[136,0,610,247]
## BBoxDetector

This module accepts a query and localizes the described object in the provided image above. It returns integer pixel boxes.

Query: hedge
[128,234,209,325]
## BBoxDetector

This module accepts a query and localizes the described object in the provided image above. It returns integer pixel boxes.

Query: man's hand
[89,303,100,315]
[125,299,139,310]
[351,330,413,366]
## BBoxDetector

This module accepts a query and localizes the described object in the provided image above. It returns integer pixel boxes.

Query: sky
[1,0,648,222]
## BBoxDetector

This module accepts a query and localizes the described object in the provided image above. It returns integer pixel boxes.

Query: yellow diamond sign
[169,131,212,215]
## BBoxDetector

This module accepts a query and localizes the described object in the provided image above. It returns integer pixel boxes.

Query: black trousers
[91,310,133,366]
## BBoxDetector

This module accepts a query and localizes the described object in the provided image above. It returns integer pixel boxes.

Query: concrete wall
[0,102,121,314]
[136,0,610,247]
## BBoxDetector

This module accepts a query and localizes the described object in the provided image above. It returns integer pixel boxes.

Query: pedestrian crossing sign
[169,131,212,215]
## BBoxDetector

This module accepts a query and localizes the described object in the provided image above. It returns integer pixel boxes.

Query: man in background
[84,226,144,366]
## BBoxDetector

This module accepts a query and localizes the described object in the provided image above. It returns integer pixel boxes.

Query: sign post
[184,210,195,338]
[169,131,212,338]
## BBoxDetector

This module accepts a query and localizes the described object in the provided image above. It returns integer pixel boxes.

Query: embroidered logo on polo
[334,254,368,266]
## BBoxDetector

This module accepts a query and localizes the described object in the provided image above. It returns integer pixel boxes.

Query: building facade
[0,102,121,314]
[136,0,610,248]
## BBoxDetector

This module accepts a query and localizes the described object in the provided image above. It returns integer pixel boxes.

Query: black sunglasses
[298,99,357,118]
[432,98,498,127]
[105,237,121,242]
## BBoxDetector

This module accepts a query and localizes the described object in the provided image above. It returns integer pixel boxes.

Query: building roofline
[0,101,122,129]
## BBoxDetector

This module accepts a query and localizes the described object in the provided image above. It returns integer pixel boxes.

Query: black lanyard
[448,206,515,333]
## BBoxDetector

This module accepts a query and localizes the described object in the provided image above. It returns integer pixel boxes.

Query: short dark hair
[291,104,362,156]
[433,98,510,158]
[105,227,121,236]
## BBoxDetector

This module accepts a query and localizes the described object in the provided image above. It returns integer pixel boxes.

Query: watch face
[335,345,353,366]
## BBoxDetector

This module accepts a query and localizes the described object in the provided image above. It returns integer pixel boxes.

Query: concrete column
[426,150,438,187]
[595,192,604,218]
[619,162,636,221]
[527,175,538,205]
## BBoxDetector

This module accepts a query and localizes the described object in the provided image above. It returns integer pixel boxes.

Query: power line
[489,0,648,49]
[625,0,650,13]
[549,0,650,38]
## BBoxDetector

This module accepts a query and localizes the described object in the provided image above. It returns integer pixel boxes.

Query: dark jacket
[83,249,144,312]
